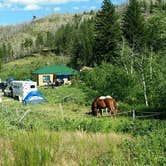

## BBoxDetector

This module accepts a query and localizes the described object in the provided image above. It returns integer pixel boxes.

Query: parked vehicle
[0,82,7,92]
[4,81,37,101]
[4,80,46,104]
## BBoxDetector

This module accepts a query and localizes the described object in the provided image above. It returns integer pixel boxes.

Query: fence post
[0,89,2,109]
[59,103,64,119]
[19,109,31,123]
[132,110,136,120]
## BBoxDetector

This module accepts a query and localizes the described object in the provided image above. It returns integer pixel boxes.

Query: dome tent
[23,91,46,105]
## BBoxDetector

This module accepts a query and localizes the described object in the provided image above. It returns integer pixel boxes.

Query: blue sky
[0,0,126,25]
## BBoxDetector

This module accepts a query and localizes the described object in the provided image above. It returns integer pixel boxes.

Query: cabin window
[43,75,50,83]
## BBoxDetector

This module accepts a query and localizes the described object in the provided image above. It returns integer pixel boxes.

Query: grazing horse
[91,96,119,117]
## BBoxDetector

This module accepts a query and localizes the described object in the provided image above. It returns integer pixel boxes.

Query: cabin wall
[37,74,54,86]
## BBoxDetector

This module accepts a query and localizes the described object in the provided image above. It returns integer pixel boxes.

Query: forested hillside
[0,0,165,109]
[0,12,93,62]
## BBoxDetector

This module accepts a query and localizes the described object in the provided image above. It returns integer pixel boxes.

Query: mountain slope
[0,12,93,61]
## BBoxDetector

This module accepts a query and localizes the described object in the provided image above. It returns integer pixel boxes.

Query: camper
[4,81,37,102]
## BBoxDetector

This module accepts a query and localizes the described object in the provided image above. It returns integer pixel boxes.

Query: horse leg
[106,107,111,115]
[96,109,99,117]
[93,108,98,117]
[99,108,103,116]
[105,107,108,114]
[109,107,113,118]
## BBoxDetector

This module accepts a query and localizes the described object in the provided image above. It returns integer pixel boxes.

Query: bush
[80,63,136,102]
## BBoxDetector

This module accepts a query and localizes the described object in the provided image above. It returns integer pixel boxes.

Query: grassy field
[0,56,165,165]
[0,85,165,166]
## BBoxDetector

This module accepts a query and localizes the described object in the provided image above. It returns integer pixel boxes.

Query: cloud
[54,7,61,12]
[73,6,79,10]
[24,4,42,11]
[0,3,3,8]
[0,2,12,8]
[5,0,89,5]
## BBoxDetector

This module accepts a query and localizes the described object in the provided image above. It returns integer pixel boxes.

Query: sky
[0,0,126,25]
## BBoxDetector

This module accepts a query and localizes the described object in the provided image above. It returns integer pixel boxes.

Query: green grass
[0,57,165,165]
[0,85,165,165]
[0,54,70,80]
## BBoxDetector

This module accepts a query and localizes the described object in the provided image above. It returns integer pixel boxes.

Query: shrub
[80,63,136,102]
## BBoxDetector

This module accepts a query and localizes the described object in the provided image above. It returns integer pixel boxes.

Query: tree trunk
[130,49,134,75]
[150,47,153,79]
[130,42,135,75]
[121,37,129,74]
[142,72,149,106]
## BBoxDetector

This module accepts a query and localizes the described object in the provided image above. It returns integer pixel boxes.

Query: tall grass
[1,130,132,166]
[0,86,165,165]
[1,126,165,165]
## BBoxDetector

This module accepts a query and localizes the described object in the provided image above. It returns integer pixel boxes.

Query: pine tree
[122,0,145,52]
[45,31,54,49]
[93,0,121,65]
[36,32,44,50]
[70,19,94,68]
[0,46,3,71]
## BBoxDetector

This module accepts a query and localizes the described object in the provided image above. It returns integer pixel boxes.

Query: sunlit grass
[0,85,165,165]
[0,130,131,166]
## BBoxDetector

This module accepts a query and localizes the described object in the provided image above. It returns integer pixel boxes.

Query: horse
[91,96,119,117]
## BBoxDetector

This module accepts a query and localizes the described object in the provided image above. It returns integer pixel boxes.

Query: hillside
[0,54,70,80]
[0,12,93,61]
[0,14,73,40]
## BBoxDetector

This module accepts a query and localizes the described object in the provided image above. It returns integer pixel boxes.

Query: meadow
[0,85,165,166]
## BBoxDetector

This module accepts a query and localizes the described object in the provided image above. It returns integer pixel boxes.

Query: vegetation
[0,85,165,165]
[0,0,166,165]
[93,0,121,65]
[0,55,70,80]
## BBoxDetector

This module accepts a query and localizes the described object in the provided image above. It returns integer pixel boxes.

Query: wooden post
[59,103,64,119]
[19,109,31,123]
[16,108,19,117]
[0,89,2,105]
[132,110,136,120]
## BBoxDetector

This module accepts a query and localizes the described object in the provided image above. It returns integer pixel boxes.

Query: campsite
[0,0,166,165]
[0,54,165,165]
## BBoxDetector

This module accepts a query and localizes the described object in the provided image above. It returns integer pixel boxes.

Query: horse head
[91,97,107,116]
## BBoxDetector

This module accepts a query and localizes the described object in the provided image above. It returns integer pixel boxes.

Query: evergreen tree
[36,32,44,50]
[145,10,166,54]
[0,46,3,71]
[2,43,7,62]
[70,19,94,68]
[93,0,121,65]
[45,31,55,49]
[54,24,74,55]
[122,0,145,52]
[6,42,13,61]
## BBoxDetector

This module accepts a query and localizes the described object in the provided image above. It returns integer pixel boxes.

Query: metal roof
[33,65,78,75]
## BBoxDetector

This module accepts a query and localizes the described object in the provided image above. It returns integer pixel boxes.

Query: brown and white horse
[91,96,119,117]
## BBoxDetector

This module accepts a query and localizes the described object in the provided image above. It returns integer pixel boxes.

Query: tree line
[71,0,165,109]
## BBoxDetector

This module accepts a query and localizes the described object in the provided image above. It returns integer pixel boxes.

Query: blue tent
[6,78,16,84]
[23,91,46,105]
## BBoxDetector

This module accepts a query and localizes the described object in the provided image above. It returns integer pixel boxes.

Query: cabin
[33,65,78,86]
